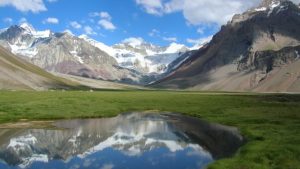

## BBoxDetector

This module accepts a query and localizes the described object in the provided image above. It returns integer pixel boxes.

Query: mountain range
[0,24,192,85]
[0,0,299,92]
[153,0,300,92]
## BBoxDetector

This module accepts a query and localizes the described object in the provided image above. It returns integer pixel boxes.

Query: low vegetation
[0,90,299,169]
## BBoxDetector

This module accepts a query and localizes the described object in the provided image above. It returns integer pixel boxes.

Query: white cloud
[100,12,112,20]
[163,36,177,42]
[135,0,163,15]
[43,17,59,24]
[91,11,117,31]
[181,0,260,25]
[0,0,47,13]
[70,21,82,29]
[135,0,300,25]
[163,0,182,13]
[19,17,27,23]
[98,19,116,31]
[84,26,97,35]
[3,17,13,24]
[122,37,144,46]
[89,11,112,19]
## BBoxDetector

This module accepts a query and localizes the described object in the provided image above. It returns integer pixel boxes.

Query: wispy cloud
[98,19,116,31]
[99,12,112,20]
[197,27,205,34]
[43,17,59,24]
[135,0,163,16]
[90,11,116,31]
[0,0,47,13]
[70,21,82,29]
[148,29,160,37]
[84,26,97,35]
[134,0,272,25]
[19,17,27,24]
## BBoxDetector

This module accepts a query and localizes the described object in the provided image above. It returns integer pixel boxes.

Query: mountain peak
[254,0,284,11]
[63,29,75,36]
[259,0,286,7]
[20,22,36,33]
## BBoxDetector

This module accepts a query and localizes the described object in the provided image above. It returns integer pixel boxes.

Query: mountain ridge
[153,0,300,92]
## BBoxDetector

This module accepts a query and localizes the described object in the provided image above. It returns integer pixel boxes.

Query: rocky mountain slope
[0,46,80,90]
[153,0,300,92]
[0,24,190,85]
[0,23,145,84]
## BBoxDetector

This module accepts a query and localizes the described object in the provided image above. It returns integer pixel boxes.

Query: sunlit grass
[0,90,299,169]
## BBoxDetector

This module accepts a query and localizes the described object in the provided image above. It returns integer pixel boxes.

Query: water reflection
[0,113,244,169]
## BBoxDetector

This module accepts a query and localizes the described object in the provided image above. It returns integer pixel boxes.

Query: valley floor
[0,90,299,169]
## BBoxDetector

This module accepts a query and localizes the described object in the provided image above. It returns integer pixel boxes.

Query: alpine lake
[0,112,244,169]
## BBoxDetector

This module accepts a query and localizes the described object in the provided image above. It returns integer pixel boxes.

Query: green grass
[0,90,299,169]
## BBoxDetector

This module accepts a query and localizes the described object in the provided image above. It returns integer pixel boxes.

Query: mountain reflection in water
[0,112,244,169]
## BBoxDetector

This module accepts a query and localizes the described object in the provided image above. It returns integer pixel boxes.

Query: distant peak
[245,0,294,14]
[63,29,75,36]
[20,22,36,33]
[260,0,285,6]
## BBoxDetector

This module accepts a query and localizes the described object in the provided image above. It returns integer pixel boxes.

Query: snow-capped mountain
[0,23,191,84]
[79,35,189,74]
[0,23,52,58]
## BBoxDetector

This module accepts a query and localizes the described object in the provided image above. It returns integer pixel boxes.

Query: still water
[0,112,244,169]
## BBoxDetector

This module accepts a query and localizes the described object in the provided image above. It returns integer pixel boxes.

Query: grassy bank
[0,90,299,169]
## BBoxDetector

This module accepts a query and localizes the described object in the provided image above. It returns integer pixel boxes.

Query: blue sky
[0,0,289,47]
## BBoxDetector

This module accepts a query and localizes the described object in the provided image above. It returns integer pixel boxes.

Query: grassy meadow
[0,90,299,169]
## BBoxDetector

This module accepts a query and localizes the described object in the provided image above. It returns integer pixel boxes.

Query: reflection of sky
[0,113,215,169]
[0,147,212,169]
